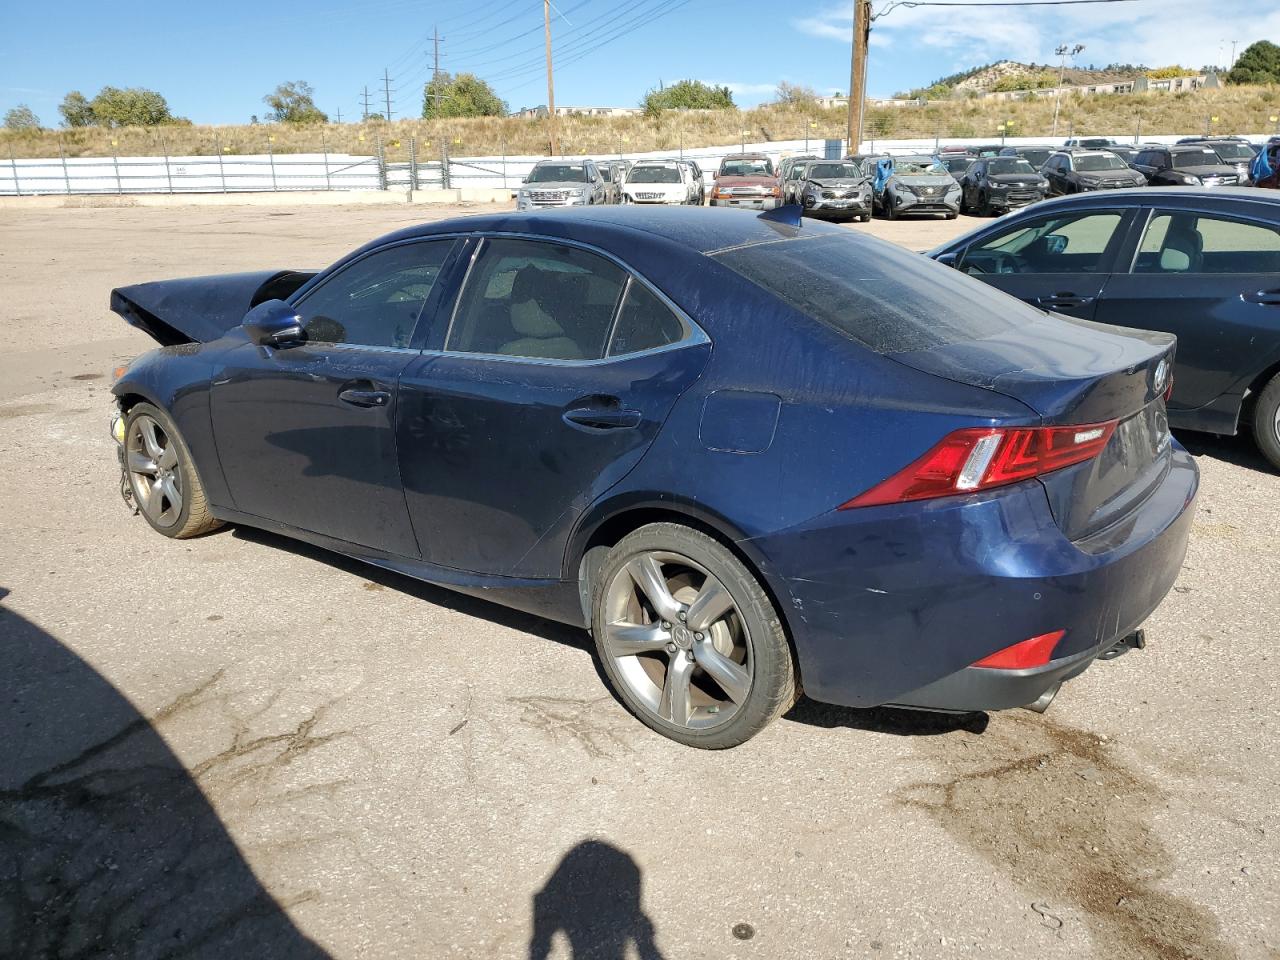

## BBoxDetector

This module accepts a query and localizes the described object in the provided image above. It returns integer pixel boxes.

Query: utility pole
[847,0,870,153]
[1052,43,1084,139]
[361,87,371,121]
[335,107,343,124]
[545,0,558,155]
[1229,39,1239,69]
[433,25,443,83]
[383,68,393,122]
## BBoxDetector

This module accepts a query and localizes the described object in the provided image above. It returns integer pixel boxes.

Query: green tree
[90,87,178,126]
[263,81,329,124]
[421,72,506,119]
[58,91,95,127]
[641,79,734,115]
[1227,41,1280,84]
[4,104,41,130]
[1145,65,1193,79]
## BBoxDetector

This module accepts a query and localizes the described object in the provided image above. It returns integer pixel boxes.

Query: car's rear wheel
[124,402,222,539]
[1251,372,1280,470]
[591,523,797,748]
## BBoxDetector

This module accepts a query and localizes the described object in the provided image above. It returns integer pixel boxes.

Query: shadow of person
[529,840,665,960]
[0,587,329,959]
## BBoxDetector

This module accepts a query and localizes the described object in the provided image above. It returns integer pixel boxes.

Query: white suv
[622,162,692,204]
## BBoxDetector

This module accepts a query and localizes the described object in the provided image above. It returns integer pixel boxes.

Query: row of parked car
[514,157,709,210]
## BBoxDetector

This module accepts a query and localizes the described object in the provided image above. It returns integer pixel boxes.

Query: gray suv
[516,159,609,210]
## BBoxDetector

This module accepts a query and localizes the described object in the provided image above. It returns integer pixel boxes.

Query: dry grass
[3,86,1278,160]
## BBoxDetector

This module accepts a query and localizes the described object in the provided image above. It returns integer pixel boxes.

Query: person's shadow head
[0,587,328,959]
[529,840,665,960]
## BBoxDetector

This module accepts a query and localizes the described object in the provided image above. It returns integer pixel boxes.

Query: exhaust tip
[1022,682,1061,714]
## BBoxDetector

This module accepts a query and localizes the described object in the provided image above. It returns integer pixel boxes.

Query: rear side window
[710,233,1034,355]
[1135,213,1280,274]
[607,280,687,356]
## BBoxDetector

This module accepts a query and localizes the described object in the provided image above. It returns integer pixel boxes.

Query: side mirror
[242,299,305,347]
[935,252,959,268]
[711,171,718,180]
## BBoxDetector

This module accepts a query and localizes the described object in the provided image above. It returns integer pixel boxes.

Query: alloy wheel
[601,550,753,730]
[126,414,183,528]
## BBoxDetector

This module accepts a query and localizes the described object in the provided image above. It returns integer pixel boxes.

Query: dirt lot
[1,203,1277,960]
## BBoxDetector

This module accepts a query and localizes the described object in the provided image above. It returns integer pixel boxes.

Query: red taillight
[972,630,1065,669]
[841,421,1117,509]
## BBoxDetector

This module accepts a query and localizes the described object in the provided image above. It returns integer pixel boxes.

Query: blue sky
[2,0,1275,126]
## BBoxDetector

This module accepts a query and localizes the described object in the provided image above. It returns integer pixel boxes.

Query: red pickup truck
[709,153,782,210]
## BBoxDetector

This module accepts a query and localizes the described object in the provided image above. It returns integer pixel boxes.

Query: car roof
[370,206,847,257]
[1014,186,1279,213]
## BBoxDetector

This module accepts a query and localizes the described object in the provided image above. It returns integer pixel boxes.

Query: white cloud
[793,0,1280,76]
[704,80,781,95]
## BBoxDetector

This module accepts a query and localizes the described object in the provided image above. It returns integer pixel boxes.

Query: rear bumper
[747,445,1198,710]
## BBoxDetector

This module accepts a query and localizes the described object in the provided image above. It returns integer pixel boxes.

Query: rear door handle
[338,388,391,407]
[1037,293,1095,309]
[563,407,643,430]
[1242,288,1280,306]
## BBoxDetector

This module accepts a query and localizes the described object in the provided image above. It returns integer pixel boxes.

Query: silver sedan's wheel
[591,523,797,748]
[601,551,752,730]
[127,414,184,529]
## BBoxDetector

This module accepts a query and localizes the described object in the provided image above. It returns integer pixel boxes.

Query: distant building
[983,72,1221,103]
[514,105,644,119]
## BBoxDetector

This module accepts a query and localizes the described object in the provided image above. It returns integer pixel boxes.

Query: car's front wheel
[123,402,222,539]
[591,523,797,748]
[1251,372,1280,470]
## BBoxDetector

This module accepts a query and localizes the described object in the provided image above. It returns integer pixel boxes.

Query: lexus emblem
[1154,359,1170,396]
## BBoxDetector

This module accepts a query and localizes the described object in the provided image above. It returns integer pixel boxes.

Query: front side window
[447,239,626,361]
[1135,212,1280,274]
[295,240,455,347]
[960,211,1124,275]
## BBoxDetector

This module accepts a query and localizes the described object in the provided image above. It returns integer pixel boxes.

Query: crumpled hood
[110,270,314,345]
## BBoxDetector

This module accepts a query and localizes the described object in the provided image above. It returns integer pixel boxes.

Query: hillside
[951,60,1140,92]
[3,85,1278,161]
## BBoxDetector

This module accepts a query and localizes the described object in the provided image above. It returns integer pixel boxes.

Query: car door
[955,207,1135,321]
[1093,207,1280,418]
[210,238,459,555]
[962,161,984,209]
[397,235,710,578]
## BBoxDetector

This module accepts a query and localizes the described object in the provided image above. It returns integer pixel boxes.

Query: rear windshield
[1015,149,1052,167]
[710,232,1023,354]
[629,166,681,183]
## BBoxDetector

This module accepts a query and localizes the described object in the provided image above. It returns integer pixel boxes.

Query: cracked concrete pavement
[0,203,1277,959]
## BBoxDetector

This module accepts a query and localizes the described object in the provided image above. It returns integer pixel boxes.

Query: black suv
[957,156,1048,215]
[998,144,1055,169]
[1131,145,1241,187]
[1176,137,1257,180]
[1041,149,1147,195]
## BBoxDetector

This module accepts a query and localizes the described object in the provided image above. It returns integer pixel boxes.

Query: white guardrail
[2,133,1271,196]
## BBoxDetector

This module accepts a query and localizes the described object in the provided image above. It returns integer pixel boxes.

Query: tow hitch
[1098,629,1146,662]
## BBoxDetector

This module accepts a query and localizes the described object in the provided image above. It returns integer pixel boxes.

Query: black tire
[859,212,871,223]
[1251,372,1280,470]
[590,523,798,749]
[945,211,958,220]
[886,196,898,220]
[978,191,992,216]
[123,401,223,539]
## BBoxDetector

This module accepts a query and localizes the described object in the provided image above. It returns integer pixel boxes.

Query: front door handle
[1242,288,1280,306]
[563,407,643,430]
[338,388,391,408]
[1037,292,1095,309]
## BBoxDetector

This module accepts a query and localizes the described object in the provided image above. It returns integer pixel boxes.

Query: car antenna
[758,204,802,227]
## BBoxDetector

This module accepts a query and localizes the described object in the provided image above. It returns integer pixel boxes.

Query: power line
[382,68,394,121]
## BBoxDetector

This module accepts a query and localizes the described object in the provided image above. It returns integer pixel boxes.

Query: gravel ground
[0,203,1276,960]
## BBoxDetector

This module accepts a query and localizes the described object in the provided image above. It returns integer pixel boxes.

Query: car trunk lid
[888,313,1177,540]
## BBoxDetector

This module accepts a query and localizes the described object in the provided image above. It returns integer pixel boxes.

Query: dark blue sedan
[109,207,1197,748]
